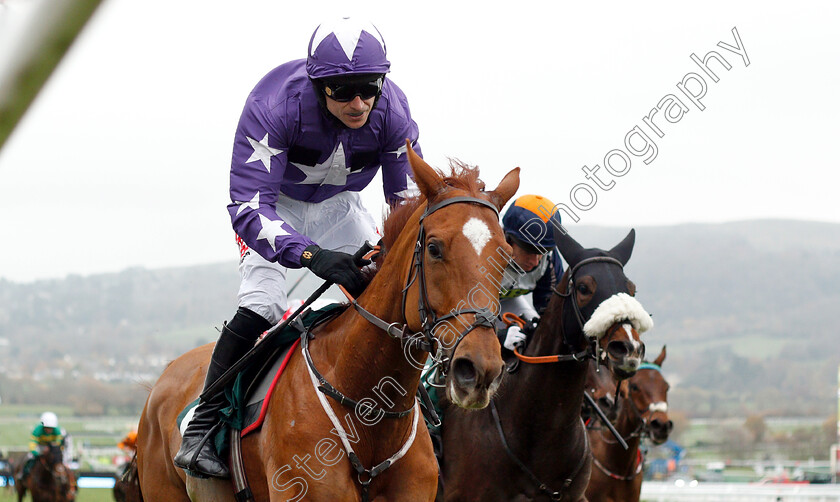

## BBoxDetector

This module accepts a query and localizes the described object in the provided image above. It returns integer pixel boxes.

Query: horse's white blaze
[623,323,642,353]
[462,217,491,256]
[649,401,668,413]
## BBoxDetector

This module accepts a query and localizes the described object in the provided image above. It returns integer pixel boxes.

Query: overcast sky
[0,0,838,283]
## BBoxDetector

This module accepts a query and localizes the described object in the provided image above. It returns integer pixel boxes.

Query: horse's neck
[599,407,642,473]
[504,293,588,433]
[323,247,423,414]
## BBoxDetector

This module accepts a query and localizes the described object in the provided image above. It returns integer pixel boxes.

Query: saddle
[176,303,346,456]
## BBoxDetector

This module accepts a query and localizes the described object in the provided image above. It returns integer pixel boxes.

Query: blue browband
[638,362,661,372]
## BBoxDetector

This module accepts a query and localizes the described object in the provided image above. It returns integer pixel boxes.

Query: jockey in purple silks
[174,17,422,478]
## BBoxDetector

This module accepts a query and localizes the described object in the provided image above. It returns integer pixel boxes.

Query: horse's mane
[380,160,485,251]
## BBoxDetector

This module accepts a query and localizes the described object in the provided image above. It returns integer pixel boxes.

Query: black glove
[300,245,370,293]
[522,316,540,337]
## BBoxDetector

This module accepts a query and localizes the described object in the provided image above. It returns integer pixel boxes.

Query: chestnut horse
[137,145,519,501]
[439,228,651,502]
[585,346,672,502]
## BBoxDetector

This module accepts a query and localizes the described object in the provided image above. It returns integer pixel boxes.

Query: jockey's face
[325,94,375,129]
[510,240,542,272]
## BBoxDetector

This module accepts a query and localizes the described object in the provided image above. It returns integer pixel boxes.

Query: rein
[591,365,664,483]
[491,400,589,501]
[301,194,501,502]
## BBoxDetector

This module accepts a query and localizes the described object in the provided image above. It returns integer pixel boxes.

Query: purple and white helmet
[306,17,390,79]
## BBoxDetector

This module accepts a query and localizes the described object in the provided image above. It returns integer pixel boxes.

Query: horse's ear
[609,228,636,265]
[654,345,666,367]
[553,224,585,267]
[406,140,446,200]
[485,167,520,211]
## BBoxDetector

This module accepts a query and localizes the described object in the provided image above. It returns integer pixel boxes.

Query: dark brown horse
[585,346,672,502]
[137,145,520,501]
[439,228,651,501]
[113,455,142,502]
[14,446,76,502]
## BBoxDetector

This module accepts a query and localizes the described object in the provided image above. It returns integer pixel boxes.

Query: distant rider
[19,411,65,482]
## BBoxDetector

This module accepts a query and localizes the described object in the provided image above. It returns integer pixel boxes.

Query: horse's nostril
[452,358,477,387]
[607,341,630,358]
[651,419,674,433]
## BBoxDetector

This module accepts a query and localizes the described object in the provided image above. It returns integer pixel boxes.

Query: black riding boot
[173,307,271,478]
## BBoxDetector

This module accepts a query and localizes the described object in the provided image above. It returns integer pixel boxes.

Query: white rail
[642,482,840,501]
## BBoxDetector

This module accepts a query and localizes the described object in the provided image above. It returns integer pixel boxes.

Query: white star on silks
[387,142,408,159]
[246,134,283,173]
[292,142,353,186]
[256,214,290,252]
[309,18,385,61]
[235,191,260,215]
[394,174,419,200]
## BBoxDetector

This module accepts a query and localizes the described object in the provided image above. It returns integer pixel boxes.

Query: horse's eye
[577,283,589,295]
[630,383,639,392]
[427,241,443,259]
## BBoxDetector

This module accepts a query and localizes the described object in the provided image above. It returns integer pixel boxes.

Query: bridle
[591,364,664,444]
[301,193,501,502]
[305,194,501,417]
[623,363,667,440]
[407,196,499,381]
[346,195,500,379]
[589,369,663,482]
[512,255,626,365]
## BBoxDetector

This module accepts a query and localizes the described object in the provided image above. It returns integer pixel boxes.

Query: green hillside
[0,219,838,419]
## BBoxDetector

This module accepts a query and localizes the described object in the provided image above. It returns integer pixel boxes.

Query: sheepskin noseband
[582,292,653,339]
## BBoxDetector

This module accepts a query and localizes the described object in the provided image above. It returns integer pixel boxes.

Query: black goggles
[323,77,383,102]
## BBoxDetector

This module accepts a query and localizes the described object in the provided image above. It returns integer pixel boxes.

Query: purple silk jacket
[227,59,421,268]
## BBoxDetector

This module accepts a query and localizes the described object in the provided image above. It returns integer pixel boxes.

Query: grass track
[0,487,113,502]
